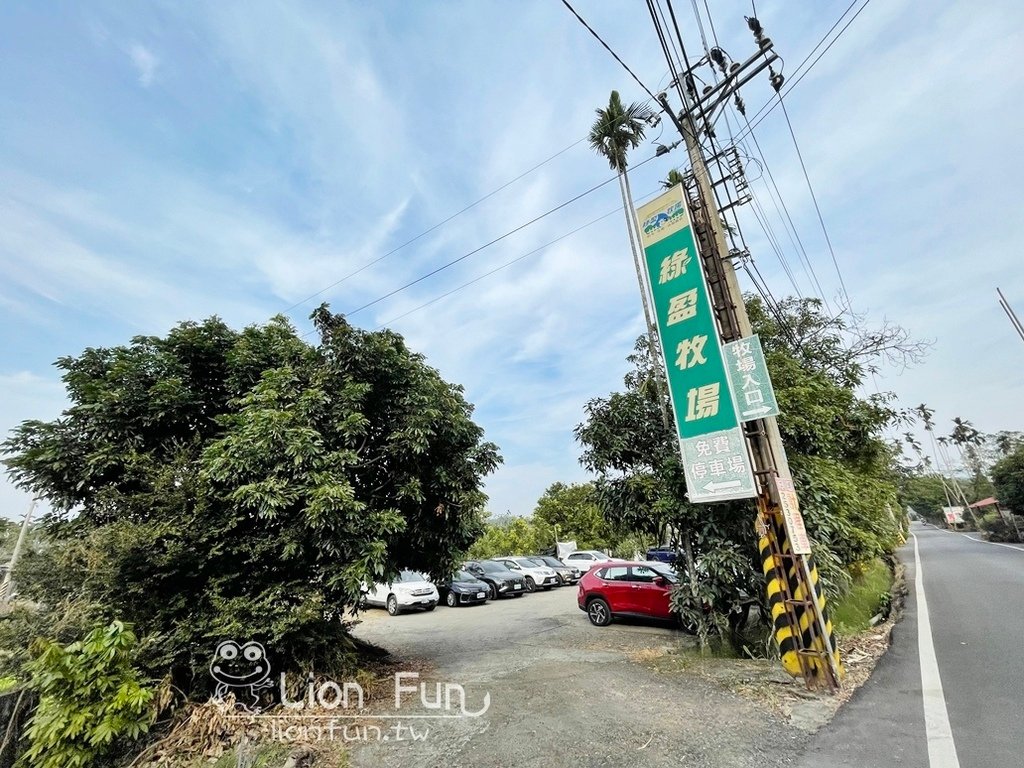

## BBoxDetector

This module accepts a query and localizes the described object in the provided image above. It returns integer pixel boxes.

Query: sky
[1,0,1022,521]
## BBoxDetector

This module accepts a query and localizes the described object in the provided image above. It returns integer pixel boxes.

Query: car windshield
[396,570,426,583]
[537,557,561,567]
[453,570,476,581]
[647,563,678,582]
[514,558,541,568]
[476,561,507,573]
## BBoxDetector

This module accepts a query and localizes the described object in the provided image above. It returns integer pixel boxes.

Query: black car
[438,569,492,607]
[463,560,527,599]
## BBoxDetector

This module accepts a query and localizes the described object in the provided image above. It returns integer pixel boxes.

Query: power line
[660,0,816,345]
[376,208,621,329]
[677,0,841,315]
[375,176,688,330]
[776,95,853,311]
[736,0,873,141]
[300,152,660,335]
[560,0,659,101]
[281,105,653,315]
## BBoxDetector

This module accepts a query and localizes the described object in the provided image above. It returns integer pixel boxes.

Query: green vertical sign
[636,185,756,503]
[636,186,738,439]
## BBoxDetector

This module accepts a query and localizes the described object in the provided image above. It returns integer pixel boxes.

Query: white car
[490,557,561,592]
[561,550,619,572]
[362,570,439,616]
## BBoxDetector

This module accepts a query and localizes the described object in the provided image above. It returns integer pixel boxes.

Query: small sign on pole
[723,335,779,422]
[775,476,811,555]
[680,427,758,503]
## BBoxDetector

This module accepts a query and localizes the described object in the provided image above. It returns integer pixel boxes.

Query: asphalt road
[795,521,1024,768]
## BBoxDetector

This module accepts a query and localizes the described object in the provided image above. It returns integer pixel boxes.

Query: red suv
[577,561,676,626]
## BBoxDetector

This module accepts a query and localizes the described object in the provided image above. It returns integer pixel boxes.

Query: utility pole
[997,287,1024,343]
[652,36,841,688]
[1,498,36,608]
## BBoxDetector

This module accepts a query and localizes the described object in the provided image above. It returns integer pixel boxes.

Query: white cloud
[127,43,157,87]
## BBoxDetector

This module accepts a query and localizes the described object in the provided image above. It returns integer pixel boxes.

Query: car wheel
[587,597,612,627]
[489,583,499,600]
[525,576,536,593]
[386,595,400,616]
[446,592,457,608]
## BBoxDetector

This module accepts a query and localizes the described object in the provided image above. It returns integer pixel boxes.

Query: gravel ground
[347,586,814,768]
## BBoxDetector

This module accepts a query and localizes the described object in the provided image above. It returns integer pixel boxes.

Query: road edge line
[912,532,961,768]
[925,525,1024,552]
[959,534,1024,552]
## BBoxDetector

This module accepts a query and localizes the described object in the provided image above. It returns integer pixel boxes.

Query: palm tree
[661,168,686,189]
[589,91,670,428]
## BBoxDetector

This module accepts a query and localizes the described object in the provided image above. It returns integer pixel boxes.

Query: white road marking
[929,524,1024,552]
[959,534,1024,553]
[912,532,961,768]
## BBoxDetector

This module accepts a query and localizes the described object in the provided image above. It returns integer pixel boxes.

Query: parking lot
[349,585,812,768]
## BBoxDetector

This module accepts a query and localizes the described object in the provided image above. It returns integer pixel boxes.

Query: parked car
[490,557,560,592]
[531,555,582,585]
[561,550,619,571]
[645,546,680,564]
[362,570,438,616]
[577,561,677,627]
[463,560,527,599]
[437,569,491,607]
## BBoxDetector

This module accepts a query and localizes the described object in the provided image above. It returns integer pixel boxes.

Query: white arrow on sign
[702,480,742,492]
[741,405,773,417]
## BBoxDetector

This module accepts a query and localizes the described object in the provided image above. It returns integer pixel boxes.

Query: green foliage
[588,90,652,172]
[992,444,1024,515]
[2,308,500,691]
[532,482,613,550]
[791,455,904,572]
[899,473,960,523]
[20,621,155,768]
[466,515,551,559]
[977,510,1020,542]
[831,559,893,635]
[575,297,910,644]
[610,532,656,559]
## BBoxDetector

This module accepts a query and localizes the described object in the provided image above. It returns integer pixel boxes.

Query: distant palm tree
[660,168,686,189]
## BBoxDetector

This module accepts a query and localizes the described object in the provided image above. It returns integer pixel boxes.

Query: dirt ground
[344,587,823,768]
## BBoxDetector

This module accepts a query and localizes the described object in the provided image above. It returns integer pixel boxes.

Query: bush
[20,621,155,768]
[977,511,1020,543]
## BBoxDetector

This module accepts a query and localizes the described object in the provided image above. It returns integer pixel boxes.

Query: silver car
[530,555,582,585]
[490,557,561,592]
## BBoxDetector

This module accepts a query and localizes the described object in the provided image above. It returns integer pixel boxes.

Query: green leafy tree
[576,296,911,642]
[20,621,154,768]
[898,474,961,523]
[532,482,611,550]
[2,308,500,690]
[992,444,1024,514]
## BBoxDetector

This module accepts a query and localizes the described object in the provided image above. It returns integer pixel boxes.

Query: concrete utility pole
[997,287,1024,343]
[1,498,36,608]
[654,58,841,687]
